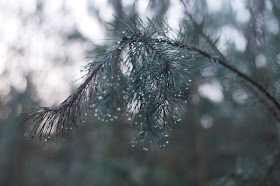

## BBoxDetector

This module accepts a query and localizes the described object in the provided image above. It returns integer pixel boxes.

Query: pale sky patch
[206,0,223,12]
[199,80,224,103]
[231,0,250,23]
[218,25,247,52]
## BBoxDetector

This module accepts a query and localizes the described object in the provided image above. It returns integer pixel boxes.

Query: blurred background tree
[0,0,280,185]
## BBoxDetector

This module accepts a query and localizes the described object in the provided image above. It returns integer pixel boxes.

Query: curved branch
[180,9,280,121]
[123,34,280,119]
[153,38,280,120]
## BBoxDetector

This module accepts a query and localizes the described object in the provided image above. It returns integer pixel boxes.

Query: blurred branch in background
[257,150,280,185]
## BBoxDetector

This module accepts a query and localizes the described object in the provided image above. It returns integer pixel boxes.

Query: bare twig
[153,38,280,120]
[180,5,280,121]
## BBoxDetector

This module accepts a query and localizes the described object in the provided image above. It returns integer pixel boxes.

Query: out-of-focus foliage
[1,0,280,185]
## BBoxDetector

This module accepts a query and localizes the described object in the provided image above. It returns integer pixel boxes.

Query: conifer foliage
[22,15,280,150]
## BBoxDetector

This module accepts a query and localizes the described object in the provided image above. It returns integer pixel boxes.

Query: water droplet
[83,120,85,123]
[166,141,169,144]
[189,80,192,82]
[128,117,132,121]
[45,139,47,142]
[117,107,121,111]
[85,113,88,116]
[98,96,103,100]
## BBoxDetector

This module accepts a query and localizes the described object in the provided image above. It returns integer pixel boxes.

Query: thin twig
[123,34,280,120]
[153,38,280,120]
[180,7,280,121]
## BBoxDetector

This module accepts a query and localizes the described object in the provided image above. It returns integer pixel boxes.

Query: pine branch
[23,65,102,141]
[22,15,280,149]
[22,45,123,142]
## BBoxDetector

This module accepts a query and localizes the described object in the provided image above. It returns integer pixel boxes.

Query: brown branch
[153,38,280,120]
[180,7,280,121]
[122,34,280,120]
